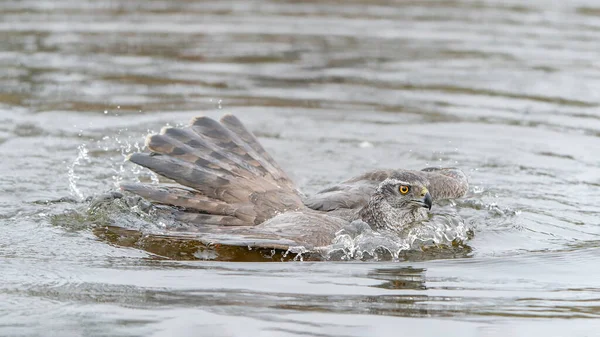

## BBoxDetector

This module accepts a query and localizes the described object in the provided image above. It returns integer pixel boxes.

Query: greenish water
[2,0,600,336]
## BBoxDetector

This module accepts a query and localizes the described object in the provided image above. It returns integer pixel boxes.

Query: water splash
[67,122,156,202]
[96,127,154,188]
[284,246,308,261]
[67,144,90,201]
[322,214,470,261]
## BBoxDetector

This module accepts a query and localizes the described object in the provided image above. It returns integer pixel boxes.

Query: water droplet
[68,144,90,201]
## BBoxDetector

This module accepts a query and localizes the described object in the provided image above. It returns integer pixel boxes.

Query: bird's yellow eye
[399,185,410,194]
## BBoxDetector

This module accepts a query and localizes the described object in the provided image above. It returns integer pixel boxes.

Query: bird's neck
[359,194,425,231]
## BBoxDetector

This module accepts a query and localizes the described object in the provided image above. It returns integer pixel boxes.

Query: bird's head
[376,175,432,211]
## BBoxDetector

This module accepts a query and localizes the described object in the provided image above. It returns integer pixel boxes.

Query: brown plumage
[304,168,468,212]
[120,114,469,250]
[124,115,304,226]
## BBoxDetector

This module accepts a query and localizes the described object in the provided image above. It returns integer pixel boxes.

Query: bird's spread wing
[121,115,304,226]
[305,168,468,212]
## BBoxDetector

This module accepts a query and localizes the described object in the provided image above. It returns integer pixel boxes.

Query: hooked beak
[418,187,433,210]
[423,191,433,210]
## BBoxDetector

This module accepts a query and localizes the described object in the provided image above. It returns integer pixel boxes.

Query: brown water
[2,0,600,336]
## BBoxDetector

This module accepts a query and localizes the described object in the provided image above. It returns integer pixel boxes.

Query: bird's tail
[121,114,304,226]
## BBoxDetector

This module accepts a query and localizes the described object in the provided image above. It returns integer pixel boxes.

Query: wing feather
[173,212,249,226]
[420,167,469,200]
[123,114,304,226]
[120,183,239,215]
[220,115,295,189]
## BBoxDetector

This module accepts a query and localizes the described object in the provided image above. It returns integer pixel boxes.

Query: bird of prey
[119,114,468,251]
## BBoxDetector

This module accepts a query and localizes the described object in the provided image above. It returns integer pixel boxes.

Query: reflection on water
[369,267,427,290]
[2,0,600,336]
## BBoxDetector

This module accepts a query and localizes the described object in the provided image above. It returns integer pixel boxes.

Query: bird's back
[304,168,468,215]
